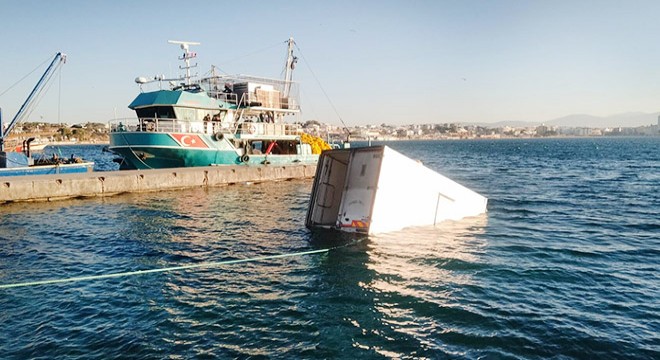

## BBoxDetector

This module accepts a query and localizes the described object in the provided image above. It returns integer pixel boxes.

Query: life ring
[240,154,250,163]
[213,132,224,141]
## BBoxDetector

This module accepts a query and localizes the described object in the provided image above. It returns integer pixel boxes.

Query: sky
[2,0,660,127]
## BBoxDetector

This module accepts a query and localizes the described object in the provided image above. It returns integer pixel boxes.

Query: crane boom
[0,52,66,151]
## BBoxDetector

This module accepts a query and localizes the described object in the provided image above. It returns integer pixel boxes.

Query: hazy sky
[1,0,660,126]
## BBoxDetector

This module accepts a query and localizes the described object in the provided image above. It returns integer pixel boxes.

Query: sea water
[0,138,658,359]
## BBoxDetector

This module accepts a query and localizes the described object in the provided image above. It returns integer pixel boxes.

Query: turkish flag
[170,133,208,148]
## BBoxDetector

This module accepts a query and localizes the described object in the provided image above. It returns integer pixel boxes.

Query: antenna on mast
[168,40,201,85]
[283,37,297,98]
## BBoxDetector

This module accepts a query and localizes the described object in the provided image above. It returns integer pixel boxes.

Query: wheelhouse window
[135,106,175,119]
[176,108,196,121]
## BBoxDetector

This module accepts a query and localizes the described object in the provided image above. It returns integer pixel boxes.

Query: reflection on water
[367,214,488,292]
[310,215,490,358]
[365,216,489,357]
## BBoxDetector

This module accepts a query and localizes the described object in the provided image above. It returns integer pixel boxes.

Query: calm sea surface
[0,138,658,359]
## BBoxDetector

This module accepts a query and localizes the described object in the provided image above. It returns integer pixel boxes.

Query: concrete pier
[0,164,317,204]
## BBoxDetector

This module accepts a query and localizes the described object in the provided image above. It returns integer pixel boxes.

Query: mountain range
[467,112,660,128]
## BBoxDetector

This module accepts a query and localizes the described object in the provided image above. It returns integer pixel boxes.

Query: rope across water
[0,239,364,290]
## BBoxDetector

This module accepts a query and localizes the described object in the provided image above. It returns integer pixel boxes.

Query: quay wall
[0,164,317,204]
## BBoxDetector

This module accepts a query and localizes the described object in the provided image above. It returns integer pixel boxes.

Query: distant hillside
[545,112,659,128]
[462,120,541,128]
[461,112,659,128]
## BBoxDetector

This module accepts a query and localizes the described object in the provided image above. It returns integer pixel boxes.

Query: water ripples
[0,138,658,358]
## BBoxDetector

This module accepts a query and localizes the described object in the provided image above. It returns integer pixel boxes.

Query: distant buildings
[9,119,660,144]
[311,121,660,141]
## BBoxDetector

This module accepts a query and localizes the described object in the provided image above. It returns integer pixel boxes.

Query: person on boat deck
[141,120,155,131]
[223,83,232,93]
[203,114,211,122]
[257,112,274,123]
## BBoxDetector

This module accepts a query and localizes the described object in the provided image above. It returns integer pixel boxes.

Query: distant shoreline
[47,141,109,146]
[347,134,660,142]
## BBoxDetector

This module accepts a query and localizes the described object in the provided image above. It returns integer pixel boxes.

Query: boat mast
[0,52,66,152]
[168,40,201,85]
[283,37,297,98]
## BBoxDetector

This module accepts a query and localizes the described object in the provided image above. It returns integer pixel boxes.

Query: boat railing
[238,92,300,111]
[284,123,303,135]
[199,75,301,111]
[206,89,300,112]
[110,117,302,137]
[109,117,228,135]
[235,121,303,136]
[207,91,239,105]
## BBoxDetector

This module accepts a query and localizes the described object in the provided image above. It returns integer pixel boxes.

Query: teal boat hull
[109,132,318,170]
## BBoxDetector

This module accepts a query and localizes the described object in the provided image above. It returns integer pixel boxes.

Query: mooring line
[0,242,359,290]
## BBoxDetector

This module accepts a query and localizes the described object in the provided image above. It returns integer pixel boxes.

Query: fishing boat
[108,38,331,170]
[0,52,94,177]
[12,138,49,152]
